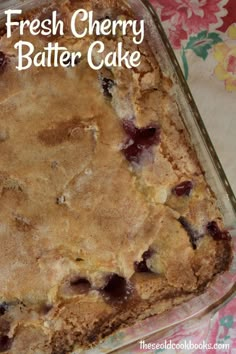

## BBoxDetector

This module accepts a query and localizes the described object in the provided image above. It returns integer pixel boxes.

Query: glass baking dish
[0,0,236,353]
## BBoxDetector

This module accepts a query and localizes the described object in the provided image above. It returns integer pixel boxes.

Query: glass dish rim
[0,0,236,352]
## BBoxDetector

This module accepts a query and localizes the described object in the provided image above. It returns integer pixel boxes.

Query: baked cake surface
[0,1,233,353]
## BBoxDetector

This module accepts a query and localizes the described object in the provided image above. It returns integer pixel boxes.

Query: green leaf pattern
[181,31,223,80]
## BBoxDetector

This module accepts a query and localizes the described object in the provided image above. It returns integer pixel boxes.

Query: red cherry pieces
[122,120,161,163]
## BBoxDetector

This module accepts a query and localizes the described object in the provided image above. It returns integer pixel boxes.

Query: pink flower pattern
[151,0,228,48]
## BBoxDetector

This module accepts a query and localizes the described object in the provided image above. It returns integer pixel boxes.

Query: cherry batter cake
[0,0,233,353]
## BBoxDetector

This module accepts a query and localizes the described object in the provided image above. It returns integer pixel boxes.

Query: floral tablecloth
[147,1,236,353]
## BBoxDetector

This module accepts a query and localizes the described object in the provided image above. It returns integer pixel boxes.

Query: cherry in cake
[100,274,133,304]
[0,335,13,353]
[122,120,161,163]
[172,181,193,197]
[134,249,155,273]
[207,221,231,241]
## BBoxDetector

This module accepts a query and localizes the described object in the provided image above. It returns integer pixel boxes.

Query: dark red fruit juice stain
[206,221,231,241]
[134,248,155,273]
[0,335,13,353]
[100,274,133,304]
[172,181,193,197]
[122,120,161,163]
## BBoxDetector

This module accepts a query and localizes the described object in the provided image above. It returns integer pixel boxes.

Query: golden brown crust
[0,1,232,353]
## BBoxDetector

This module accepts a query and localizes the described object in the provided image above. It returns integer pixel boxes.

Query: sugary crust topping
[0,1,232,353]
